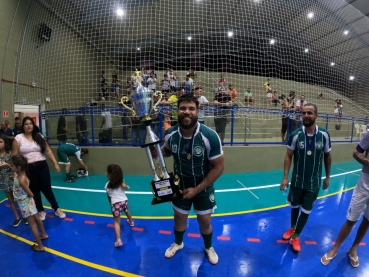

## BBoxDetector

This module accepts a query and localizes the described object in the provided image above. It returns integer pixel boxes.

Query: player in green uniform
[280,103,331,252]
[57,143,89,182]
[151,94,224,264]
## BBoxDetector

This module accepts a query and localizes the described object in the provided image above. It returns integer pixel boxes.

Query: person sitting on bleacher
[244,88,255,106]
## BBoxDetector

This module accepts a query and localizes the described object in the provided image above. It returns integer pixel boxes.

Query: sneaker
[12,218,22,228]
[282,227,295,240]
[22,218,28,225]
[38,211,46,221]
[164,242,184,258]
[65,177,76,183]
[205,247,219,265]
[55,209,66,219]
[127,219,134,227]
[289,237,301,252]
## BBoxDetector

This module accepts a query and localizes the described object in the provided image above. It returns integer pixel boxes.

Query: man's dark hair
[177,94,199,109]
[304,103,318,114]
[194,87,202,91]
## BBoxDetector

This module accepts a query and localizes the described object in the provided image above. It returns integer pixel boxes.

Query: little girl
[11,155,48,252]
[105,164,134,247]
[0,134,22,227]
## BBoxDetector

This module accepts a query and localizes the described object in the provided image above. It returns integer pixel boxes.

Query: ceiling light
[307,12,314,19]
[343,30,349,35]
[304,48,309,53]
[228,31,233,37]
[330,62,335,66]
[349,76,355,80]
[187,36,192,41]
[116,9,124,16]
[137,47,140,51]
[270,39,275,45]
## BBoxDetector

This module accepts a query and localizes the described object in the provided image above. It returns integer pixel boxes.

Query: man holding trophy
[150,94,224,265]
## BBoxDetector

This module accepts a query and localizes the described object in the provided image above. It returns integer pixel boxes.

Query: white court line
[336,167,361,176]
[51,169,362,195]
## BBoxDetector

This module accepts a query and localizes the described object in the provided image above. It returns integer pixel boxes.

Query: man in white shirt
[295,95,307,129]
[147,72,157,92]
[100,104,113,143]
[193,87,209,125]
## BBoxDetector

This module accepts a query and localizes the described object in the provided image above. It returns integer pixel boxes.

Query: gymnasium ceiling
[44,0,369,91]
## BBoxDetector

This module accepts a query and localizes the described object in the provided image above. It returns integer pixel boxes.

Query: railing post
[351,118,354,143]
[230,106,235,146]
[90,109,95,146]
[325,114,329,130]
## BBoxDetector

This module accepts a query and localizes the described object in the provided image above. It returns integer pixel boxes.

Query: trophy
[120,70,183,205]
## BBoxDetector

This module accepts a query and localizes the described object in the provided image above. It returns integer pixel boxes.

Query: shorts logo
[209,193,215,202]
[193,146,204,157]
[172,144,178,153]
[299,142,304,149]
[315,141,323,150]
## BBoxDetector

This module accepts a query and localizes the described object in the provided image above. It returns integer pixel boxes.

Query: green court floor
[35,160,361,218]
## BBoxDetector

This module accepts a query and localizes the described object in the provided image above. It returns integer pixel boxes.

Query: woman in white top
[12,116,66,221]
[105,164,134,247]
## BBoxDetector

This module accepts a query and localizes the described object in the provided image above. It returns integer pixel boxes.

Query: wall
[48,143,356,175]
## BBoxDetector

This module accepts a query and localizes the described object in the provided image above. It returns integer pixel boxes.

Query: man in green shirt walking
[280,103,331,252]
[57,143,89,182]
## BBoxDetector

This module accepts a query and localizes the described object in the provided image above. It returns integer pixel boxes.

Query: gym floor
[0,160,367,277]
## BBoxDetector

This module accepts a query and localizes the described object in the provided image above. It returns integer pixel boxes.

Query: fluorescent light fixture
[187,36,192,41]
[349,76,355,80]
[116,9,124,16]
[270,39,275,44]
[343,30,349,35]
[137,47,140,51]
[330,62,335,66]
[228,31,234,37]
[307,12,314,19]
[304,48,309,53]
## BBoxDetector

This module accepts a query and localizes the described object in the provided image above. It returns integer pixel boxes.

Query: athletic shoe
[205,247,219,265]
[12,218,22,227]
[22,218,29,225]
[38,211,46,221]
[289,237,301,252]
[55,209,66,219]
[282,227,295,240]
[164,242,184,258]
[65,177,76,183]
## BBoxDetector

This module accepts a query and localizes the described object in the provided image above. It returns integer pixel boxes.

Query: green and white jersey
[164,123,223,189]
[58,143,82,160]
[287,125,331,189]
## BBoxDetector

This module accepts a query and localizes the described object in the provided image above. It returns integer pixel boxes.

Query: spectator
[187,68,197,80]
[100,105,112,143]
[99,84,109,100]
[318,92,324,99]
[161,75,171,93]
[218,74,226,87]
[183,76,194,94]
[126,78,133,95]
[129,114,147,145]
[147,72,157,92]
[263,79,270,91]
[193,87,209,125]
[295,95,307,129]
[13,117,22,137]
[57,108,68,143]
[166,68,174,80]
[228,85,238,106]
[12,116,66,221]
[161,90,185,126]
[272,91,280,107]
[100,70,106,87]
[0,121,14,141]
[112,70,118,85]
[213,87,232,144]
[76,108,89,144]
[281,94,291,142]
[266,87,273,107]
[244,88,255,106]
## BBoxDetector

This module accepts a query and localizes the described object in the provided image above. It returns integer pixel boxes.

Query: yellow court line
[0,229,143,277]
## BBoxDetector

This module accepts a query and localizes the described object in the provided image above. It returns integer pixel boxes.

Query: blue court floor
[0,161,368,277]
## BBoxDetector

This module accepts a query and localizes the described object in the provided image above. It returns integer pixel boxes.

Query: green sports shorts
[171,186,216,215]
[287,185,320,214]
[57,148,70,164]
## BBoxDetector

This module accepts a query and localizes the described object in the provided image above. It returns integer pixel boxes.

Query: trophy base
[150,173,183,205]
